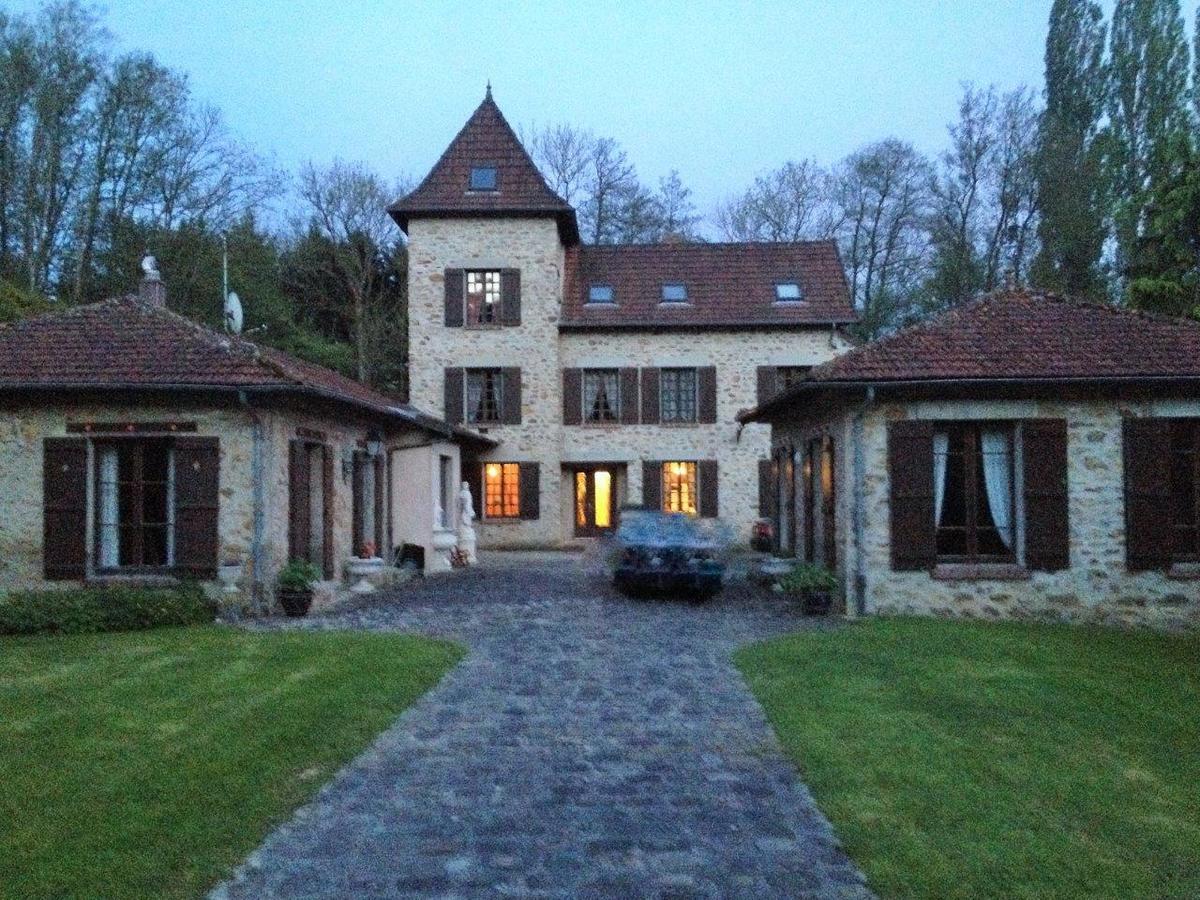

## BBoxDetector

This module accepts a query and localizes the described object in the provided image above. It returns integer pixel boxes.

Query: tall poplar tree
[1032,0,1108,298]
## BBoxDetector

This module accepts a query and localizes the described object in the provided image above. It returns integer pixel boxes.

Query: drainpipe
[239,391,267,613]
[851,386,874,616]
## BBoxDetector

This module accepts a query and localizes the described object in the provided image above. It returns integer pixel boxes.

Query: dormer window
[661,283,688,303]
[775,282,803,302]
[469,166,498,191]
[587,284,615,304]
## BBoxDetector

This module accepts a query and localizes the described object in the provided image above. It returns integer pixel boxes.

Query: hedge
[0,584,217,636]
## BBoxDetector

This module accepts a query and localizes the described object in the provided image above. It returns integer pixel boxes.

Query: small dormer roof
[389,89,579,245]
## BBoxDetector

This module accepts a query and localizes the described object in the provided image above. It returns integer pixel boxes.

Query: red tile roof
[389,90,579,244]
[0,296,492,444]
[742,289,1200,420]
[560,241,856,329]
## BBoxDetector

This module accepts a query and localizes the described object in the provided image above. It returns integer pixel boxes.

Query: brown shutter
[444,367,464,424]
[444,269,464,327]
[1023,419,1069,571]
[759,458,776,518]
[619,368,639,424]
[174,437,220,578]
[562,368,582,425]
[502,367,522,424]
[518,462,540,520]
[1124,417,1173,571]
[642,460,663,510]
[756,366,776,406]
[322,445,335,579]
[699,460,719,518]
[351,454,364,556]
[888,420,936,571]
[698,366,717,424]
[501,268,521,326]
[466,458,484,518]
[288,440,311,562]
[43,438,87,580]
[374,453,386,554]
[640,368,660,424]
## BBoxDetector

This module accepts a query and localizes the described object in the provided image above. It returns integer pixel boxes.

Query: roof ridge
[580,239,841,251]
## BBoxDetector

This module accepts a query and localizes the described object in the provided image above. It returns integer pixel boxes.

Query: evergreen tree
[1032,0,1109,298]
[1106,0,1192,284]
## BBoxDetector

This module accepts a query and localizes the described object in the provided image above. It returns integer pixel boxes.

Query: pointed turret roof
[389,89,579,244]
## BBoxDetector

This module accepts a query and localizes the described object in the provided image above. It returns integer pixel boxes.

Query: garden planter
[345,556,384,594]
[277,588,313,618]
[802,589,833,616]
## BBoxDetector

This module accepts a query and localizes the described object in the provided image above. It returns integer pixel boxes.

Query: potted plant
[276,560,320,617]
[778,562,839,615]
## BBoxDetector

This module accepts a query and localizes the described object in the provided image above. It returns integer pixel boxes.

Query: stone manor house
[392,90,857,547]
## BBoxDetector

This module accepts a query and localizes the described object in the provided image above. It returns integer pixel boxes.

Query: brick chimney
[138,254,165,308]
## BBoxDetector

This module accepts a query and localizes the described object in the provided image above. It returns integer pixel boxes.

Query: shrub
[277,560,320,592]
[778,562,838,594]
[0,584,217,636]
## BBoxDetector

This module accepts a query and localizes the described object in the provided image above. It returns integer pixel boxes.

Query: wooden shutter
[465,458,484,519]
[699,460,719,518]
[501,269,521,326]
[888,420,936,571]
[642,460,663,510]
[518,462,540,520]
[502,367,522,424]
[444,269,464,327]
[351,454,364,556]
[322,445,335,579]
[562,368,582,425]
[374,453,386,554]
[619,368,639,425]
[1124,417,1173,571]
[444,367,464,424]
[43,438,87,580]
[759,458,776,518]
[288,440,311,562]
[1023,419,1069,571]
[640,368,660,424]
[174,437,220,578]
[756,366,776,406]
[698,366,718,424]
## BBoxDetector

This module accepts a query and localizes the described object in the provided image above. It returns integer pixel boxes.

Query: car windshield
[616,509,727,550]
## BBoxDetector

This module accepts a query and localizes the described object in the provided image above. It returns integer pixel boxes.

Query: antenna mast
[221,232,229,309]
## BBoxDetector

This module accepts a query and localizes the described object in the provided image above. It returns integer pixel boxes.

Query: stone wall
[774,397,1200,630]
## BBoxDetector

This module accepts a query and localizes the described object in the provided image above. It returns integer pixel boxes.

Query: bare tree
[714,159,839,242]
[521,122,592,206]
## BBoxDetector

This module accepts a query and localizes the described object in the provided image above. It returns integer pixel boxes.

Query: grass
[0,625,464,899]
[735,618,1200,899]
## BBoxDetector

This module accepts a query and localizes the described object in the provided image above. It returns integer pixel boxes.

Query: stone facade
[770,397,1200,630]
[406,215,853,547]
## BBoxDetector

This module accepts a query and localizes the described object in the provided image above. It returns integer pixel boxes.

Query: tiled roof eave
[558,317,857,331]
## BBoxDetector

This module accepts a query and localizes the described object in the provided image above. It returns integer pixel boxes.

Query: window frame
[582,368,620,424]
[934,421,1018,565]
[465,368,504,425]
[774,281,804,303]
[483,461,521,520]
[660,367,698,424]
[660,282,688,303]
[92,437,176,573]
[468,165,498,192]
[1169,419,1200,562]
[587,283,615,305]
[464,269,502,328]
[662,460,698,516]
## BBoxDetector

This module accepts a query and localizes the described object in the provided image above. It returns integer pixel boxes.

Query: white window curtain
[98,446,120,568]
[933,432,950,526]
[980,430,1014,549]
[466,375,483,422]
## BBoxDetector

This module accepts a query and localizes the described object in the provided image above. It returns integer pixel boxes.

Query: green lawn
[0,626,463,899]
[736,618,1200,900]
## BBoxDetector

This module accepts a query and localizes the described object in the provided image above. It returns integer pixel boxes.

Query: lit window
[583,369,619,423]
[661,283,688,303]
[588,284,615,304]
[935,423,1016,563]
[469,166,498,191]
[662,461,697,515]
[660,368,697,423]
[466,270,501,326]
[775,282,803,302]
[484,462,520,518]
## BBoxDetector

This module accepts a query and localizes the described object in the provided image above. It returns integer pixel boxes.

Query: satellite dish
[224,290,243,334]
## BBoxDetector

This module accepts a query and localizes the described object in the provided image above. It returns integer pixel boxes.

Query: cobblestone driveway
[214,553,871,899]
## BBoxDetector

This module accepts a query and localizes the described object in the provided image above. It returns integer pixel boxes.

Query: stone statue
[457,480,477,564]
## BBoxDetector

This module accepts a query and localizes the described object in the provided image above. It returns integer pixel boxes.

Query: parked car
[611,508,727,600]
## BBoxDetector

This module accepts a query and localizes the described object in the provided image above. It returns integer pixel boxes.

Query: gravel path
[213,553,871,899]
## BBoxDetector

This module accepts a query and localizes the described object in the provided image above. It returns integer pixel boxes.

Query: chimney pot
[138,255,165,308]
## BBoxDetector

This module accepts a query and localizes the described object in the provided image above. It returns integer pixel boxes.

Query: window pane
[470,166,497,190]
[663,461,697,515]
[467,369,502,423]
[466,270,501,325]
[588,284,614,304]
[584,369,618,422]
[661,369,696,423]
[484,462,521,518]
[775,282,802,301]
[661,283,687,302]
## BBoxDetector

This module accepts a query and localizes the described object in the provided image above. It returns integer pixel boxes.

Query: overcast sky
[18,1,1200,218]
